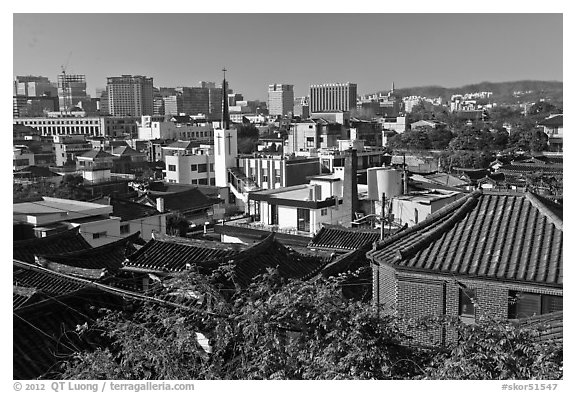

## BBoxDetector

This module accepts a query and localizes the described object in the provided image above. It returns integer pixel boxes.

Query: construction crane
[59,52,73,114]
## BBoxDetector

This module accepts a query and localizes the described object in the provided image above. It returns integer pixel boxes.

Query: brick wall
[373,263,563,346]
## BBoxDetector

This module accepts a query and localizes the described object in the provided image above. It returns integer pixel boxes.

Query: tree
[421,316,563,380]
[55,269,562,380]
[388,129,431,151]
[57,270,424,380]
[509,129,548,152]
[166,213,190,237]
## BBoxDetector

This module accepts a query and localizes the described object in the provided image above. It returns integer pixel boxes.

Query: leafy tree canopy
[56,270,562,380]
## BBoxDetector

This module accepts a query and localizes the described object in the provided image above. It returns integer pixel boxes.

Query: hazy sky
[13,13,562,100]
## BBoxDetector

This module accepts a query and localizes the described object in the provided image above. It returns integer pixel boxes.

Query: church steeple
[391,81,395,94]
[221,67,230,130]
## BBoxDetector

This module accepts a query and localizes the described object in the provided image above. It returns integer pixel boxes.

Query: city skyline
[14,13,562,101]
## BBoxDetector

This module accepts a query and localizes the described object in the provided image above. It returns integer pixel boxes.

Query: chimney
[156,197,165,213]
[343,148,359,227]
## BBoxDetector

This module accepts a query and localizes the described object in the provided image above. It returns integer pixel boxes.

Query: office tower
[268,84,294,116]
[106,75,154,116]
[177,87,210,116]
[309,82,357,113]
[58,74,88,112]
[14,76,57,97]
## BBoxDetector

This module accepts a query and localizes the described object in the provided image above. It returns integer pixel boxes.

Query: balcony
[221,215,313,238]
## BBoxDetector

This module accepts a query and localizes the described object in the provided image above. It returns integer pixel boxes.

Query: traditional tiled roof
[424,173,469,188]
[367,190,562,287]
[123,235,245,273]
[110,145,143,157]
[77,149,114,159]
[13,259,90,307]
[499,164,563,175]
[538,114,563,127]
[13,165,61,179]
[36,232,143,272]
[146,188,214,213]
[92,196,161,221]
[13,227,92,264]
[319,247,369,278]
[210,233,328,287]
[308,224,381,252]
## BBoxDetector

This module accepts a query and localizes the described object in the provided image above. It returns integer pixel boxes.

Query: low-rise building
[367,190,562,345]
[14,116,138,137]
[13,197,124,247]
[162,142,215,185]
[539,114,563,152]
[137,115,214,141]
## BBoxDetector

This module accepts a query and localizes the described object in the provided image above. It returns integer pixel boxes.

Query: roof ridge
[34,256,107,280]
[394,195,479,262]
[372,191,478,251]
[13,226,92,248]
[38,231,141,257]
[525,192,563,230]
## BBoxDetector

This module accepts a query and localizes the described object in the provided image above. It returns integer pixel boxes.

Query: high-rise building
[106,75,154,117]
[58,74,88,112]
[14,76,57,97]
[177,87,209,116]
[268,84,294,116]
[309,82,357,113]
[294,96,310,119]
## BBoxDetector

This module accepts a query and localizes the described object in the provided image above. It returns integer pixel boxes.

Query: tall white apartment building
[268,84,294,116]
[106,75,154,117]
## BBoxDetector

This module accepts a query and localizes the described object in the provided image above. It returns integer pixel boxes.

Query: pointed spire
[391,81,395,93]
[221,67,230,130]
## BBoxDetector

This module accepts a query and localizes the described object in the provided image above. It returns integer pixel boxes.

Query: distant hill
[374,80,563,106]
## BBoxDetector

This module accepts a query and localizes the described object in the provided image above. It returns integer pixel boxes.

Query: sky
[13,13,562,101]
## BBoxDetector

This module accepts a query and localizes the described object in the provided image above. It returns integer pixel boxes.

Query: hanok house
[120,232,328,292]
[307,224,382,300]
[366,190,562,345]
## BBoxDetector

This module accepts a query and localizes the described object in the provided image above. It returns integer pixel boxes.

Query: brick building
[367,190,563,346]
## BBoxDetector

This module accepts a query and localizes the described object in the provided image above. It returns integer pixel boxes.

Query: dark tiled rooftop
[13,227,92,264]
[367,190,562,287]
[92,196,161,222]
[13,260,89,302]
[124,236,244,273]
[308,224,381,252]
[37,231,142,272]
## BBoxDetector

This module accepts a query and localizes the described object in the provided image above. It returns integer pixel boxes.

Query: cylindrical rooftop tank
[367,167,403,201]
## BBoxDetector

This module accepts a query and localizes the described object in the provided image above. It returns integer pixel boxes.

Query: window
[297,208,310,232]
[306,137,315,147]
[508,291,562,319]
[274,169,281,184]
[459,288,476,318]
[191,164,198,171]
[321,208,328,216]
[198,178,208,185]
[92,231,107,239]
[262,168,268,183]
[168,164,176,171]
[120,224,130,234]
[269,204,278,225]
[198,164,207,172]
[210,164,214,172]
[191,179,198,184]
